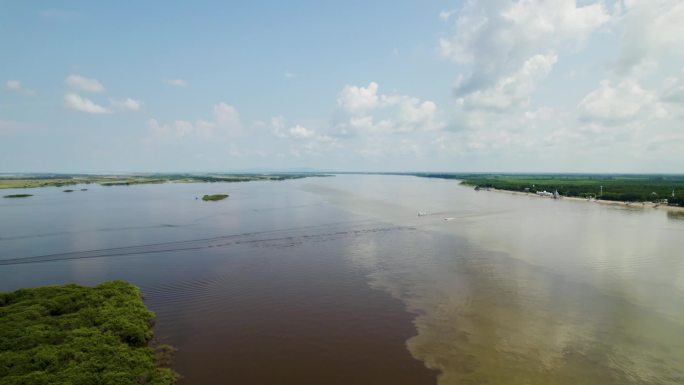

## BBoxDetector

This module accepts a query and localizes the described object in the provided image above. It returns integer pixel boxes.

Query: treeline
[411,173,684,205]
[1,173,327,189]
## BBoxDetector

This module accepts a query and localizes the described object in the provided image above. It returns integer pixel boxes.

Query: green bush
[202,194,229,201]
[0,281,176,385]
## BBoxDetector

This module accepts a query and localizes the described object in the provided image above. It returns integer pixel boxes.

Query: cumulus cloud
[5,80,34,95]
[446,71,683,167]
[149,102,242,139]
[334,82,445,135]
[616,0,684,74]
[110,98,141,111]
[213,102,241,129]
[577,74,684,128]
[64,93,110,114]
[65,75,105,92]
[395,99,443,133]
[578,79,662,123]
[440,0,609,93]
[5,80,20,91]
[433,1,637,166]
[162,78,187,87]
[271,116,333,142]
[572,76,684,160]
[337,82,399,113]
[458,53,558,111]
[661,75,684,104]
[439,10,455,22]
[568,1,684,144]
[287,125,316,139]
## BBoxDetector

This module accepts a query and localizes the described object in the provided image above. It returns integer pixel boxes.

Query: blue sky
[2,0,683,173]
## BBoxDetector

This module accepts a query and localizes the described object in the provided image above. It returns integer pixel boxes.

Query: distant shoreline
[483,187,684,213]
[408,173,684,213]
[0,173,329,190]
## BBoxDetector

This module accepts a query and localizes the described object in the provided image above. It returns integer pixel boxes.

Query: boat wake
[0,221,414,266]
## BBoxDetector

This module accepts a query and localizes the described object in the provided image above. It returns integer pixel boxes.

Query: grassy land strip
[0,173,325,189]
[0,281,176,385]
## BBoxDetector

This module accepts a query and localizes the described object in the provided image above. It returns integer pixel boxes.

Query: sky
[1,0,683,173]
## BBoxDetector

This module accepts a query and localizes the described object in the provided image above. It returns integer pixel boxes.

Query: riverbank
[410,173,684,206]
[0,173,328,189]
[483,187,684,213]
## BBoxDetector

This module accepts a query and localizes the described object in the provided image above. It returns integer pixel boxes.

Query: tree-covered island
[0,281,176,385]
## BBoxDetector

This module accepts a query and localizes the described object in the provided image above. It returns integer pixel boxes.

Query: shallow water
[1,175,683,384]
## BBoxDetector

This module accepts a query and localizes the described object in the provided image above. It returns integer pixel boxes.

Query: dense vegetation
[0,281,176,385]
[3,194,33,198]
[412,173,684,205]
[0,173,324,189]
[99,179,166,186]
[202,194,229,201]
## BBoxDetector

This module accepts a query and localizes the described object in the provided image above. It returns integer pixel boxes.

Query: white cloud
[149,102,242,139]
[213,102,241,130]
[271,116,333,142]
[6,80,21,91]
[336,82,401,114]
[396,99,444,133]
[440,0,609,92]
[64,93,110,114]
[458,53,558,110]
[284,71,298,78]
[616,0,684,74]
[580,79,648,122]
[162,78,187,87]
[439,10,455,22]
[445,69,684,167]
[578,79,670,123]
[270,116,287,136]
[434,1,634,166]
[662,75,684,104]
[110,98,141,111]
[288,125,316,139]
[335,82,444,135]
[337,82,382,113]
[65,74,105,93]
[5,80,34,95]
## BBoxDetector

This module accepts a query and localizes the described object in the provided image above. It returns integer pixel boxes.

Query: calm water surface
[1,175,683,385]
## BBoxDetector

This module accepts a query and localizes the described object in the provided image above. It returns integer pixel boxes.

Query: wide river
[1,175,683,384]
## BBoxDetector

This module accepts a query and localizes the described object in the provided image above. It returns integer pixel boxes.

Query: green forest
[0,281,176,385]
[412,173,684,205]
